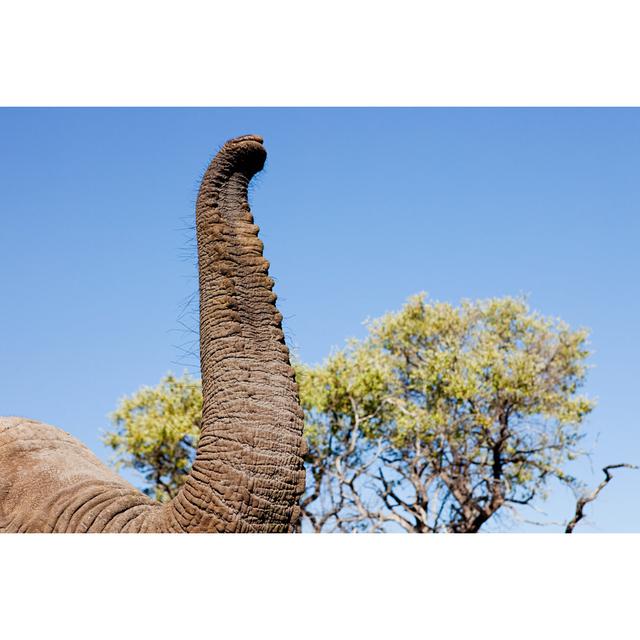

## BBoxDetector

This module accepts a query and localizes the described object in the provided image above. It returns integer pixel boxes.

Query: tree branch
[565,463,637,533]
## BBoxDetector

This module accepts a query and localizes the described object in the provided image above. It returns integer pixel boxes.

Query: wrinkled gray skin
[0,135,306,532]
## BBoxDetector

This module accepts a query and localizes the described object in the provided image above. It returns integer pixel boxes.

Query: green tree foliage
[103,373,202,502]
[297,294,593,532]
[104,295,596,531]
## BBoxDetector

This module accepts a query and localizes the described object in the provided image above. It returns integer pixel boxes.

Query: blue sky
[1,108,638,532]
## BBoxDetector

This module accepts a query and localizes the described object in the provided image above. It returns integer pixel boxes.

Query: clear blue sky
[1,108,638,532]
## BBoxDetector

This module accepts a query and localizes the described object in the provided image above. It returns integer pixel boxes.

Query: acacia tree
[297,295,594,532]
[104,295,631,531]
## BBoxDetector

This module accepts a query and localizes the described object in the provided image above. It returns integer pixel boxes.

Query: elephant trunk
[165,135,305,532]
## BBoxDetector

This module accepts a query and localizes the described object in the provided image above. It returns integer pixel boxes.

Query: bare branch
[565,463,637,533]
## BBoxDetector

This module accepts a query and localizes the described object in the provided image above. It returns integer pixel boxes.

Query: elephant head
[0,135,306,533]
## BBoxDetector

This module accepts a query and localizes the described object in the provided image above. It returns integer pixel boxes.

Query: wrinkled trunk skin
[163,135,306,532]
[0,135,305,533]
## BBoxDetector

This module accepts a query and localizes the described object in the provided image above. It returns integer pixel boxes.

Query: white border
[1,1,639,105]
[1,534,637,638]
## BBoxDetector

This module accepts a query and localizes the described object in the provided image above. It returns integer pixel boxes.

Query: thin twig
[565,463,637,533]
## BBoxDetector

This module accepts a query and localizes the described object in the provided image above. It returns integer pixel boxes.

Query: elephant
[0,134,306,532]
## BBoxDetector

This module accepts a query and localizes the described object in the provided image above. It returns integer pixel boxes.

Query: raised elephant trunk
[166,135,306,532]
[0,135,306,533]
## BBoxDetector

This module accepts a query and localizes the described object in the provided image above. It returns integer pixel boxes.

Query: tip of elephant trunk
[228,134,264,145]
[216,134,266,178]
